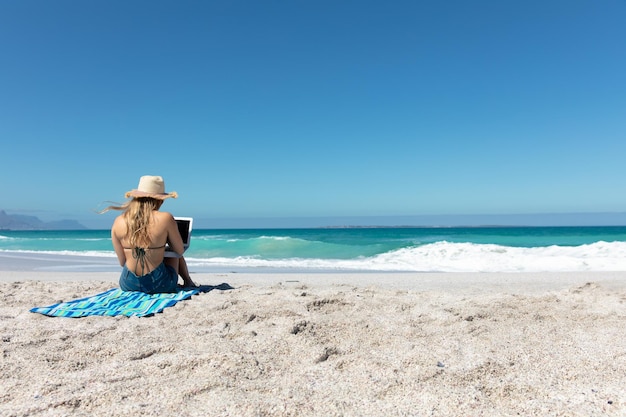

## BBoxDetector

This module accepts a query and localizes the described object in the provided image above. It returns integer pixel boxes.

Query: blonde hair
[100,198,163,247]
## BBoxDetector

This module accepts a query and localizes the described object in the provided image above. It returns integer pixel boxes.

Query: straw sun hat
[125,175,178,200]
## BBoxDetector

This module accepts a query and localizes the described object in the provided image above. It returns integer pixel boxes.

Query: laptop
[164,217,193,258]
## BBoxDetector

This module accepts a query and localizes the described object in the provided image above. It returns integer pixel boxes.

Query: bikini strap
[132,247,148,276]
[123,244,166,250]
[124,244,166,276]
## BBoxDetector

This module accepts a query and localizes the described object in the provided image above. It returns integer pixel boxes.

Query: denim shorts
[119,262,178,294]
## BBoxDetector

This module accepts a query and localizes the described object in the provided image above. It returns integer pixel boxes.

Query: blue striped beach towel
[30,288,201,318]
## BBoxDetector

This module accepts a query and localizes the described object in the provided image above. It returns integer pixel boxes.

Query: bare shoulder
[155,211,176,224]
[111,215,126,237]
[111,215,126,230]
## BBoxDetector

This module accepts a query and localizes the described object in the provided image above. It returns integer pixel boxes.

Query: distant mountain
[0,210,87,230]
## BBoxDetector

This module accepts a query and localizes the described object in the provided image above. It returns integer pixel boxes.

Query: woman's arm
[111,217,127,266]
[163,213,185,256]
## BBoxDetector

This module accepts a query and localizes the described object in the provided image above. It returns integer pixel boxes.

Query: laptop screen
[175,218,192,246]
[164,217,193,258]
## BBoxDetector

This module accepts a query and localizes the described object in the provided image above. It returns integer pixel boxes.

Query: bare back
[111,210,184,275]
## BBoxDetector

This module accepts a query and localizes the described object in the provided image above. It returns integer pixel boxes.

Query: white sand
[1,270,625,416]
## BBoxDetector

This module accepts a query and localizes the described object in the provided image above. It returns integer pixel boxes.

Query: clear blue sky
[2,0,625,228]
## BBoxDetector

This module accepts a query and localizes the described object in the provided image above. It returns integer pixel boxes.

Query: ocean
[2,226,626,273]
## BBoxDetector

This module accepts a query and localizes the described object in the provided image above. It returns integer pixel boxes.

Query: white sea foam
[3,241,626,273]
[0,249,116,258]
[186,241,626,272]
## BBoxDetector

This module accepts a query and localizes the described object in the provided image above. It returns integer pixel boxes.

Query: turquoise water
[187,226,626,258]
[2,227,626,272]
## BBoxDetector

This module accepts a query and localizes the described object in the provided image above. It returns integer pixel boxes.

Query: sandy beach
[1,269,625,416]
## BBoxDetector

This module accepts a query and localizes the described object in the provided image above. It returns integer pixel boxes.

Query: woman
[103,175,196,293]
